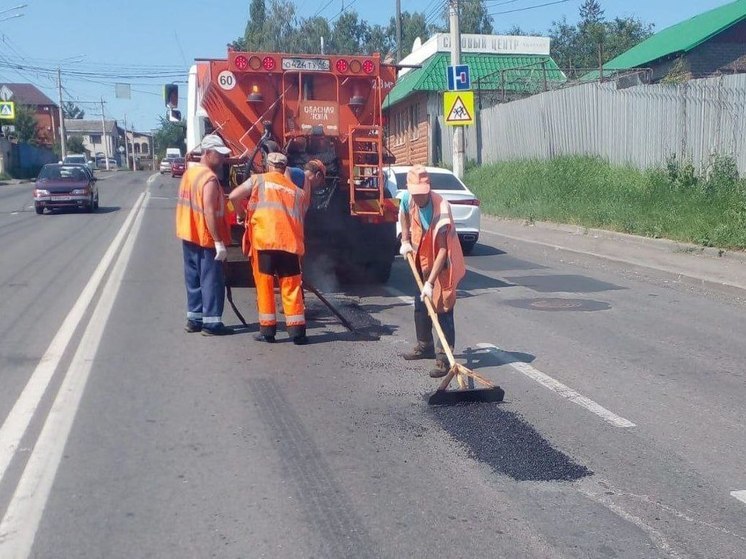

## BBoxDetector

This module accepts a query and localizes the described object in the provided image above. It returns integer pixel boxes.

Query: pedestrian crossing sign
[444,91,474,126]
[0,101,15,120]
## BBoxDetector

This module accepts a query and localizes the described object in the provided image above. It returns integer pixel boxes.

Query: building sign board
[437,34,550,56]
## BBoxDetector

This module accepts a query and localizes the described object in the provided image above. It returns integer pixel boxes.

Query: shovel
[405,252,505,406]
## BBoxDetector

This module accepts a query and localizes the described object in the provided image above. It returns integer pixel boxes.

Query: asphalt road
[0,171,744,558]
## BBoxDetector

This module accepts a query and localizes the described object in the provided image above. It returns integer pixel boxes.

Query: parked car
[96,157,119,170]
[33,163,99,214]
[62,154,95,172]
[159,158,173,174]
[170,157,186,177]
[384,165,481,255]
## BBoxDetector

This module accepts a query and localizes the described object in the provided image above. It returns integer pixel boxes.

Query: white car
[62,154,95,172]
[384,165,481,255]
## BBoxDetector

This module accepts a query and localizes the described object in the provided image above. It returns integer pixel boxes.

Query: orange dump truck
[185,50,400,285]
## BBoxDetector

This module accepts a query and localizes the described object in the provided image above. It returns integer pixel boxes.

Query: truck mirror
[164,84,178,108]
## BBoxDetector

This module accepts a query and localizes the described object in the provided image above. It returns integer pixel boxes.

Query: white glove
[214,241,227,261]
[420,281,433,302]
[399,240,414,257]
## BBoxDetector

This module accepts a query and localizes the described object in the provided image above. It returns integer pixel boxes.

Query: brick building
[601,0,746,82]
[383,34,564,166]
[0,83,60,148]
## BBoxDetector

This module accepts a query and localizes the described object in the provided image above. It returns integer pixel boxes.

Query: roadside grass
[466,156,746,250]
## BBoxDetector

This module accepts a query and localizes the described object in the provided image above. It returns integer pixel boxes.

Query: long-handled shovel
[405,252,505,406]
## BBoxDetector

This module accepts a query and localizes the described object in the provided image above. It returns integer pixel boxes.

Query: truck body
[185,49,399,285]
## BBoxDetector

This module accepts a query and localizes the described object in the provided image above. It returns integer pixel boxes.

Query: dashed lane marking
[146,172,159,185]
[731,490,746,505]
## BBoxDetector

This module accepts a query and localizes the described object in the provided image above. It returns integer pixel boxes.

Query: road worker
[229,152,325,345]
[399,165,465,377]
[175,134,234,336]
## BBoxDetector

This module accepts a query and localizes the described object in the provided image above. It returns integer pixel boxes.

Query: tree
[367,24,393,59]
[331,11,370,55]
[549,17,580,71]
[390,11,430,58]
[66,135,86,154]
[578,0,604,26]
[459,0,494,34]
[243,0,267,51]
[62,102,84,119]
[289,16,331,54]
[13,105,38,144]
[153,116,186,158]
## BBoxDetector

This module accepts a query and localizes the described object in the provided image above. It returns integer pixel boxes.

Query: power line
[488,0,571,16]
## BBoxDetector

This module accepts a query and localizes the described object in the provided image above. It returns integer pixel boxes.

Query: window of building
[90,134,102,144]
[134,143,141,154]
[140,142,149,154]
[409,104,419,140]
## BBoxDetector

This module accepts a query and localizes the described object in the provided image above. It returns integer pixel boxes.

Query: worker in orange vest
[399,165,466,377]
[175,134,234,336]
[229,152,325,345]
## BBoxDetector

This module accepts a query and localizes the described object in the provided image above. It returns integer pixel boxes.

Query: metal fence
[439,74,746,175]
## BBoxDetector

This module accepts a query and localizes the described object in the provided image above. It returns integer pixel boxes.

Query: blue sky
[0,0,731,132]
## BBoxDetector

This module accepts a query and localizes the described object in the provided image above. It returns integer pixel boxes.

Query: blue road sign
[447,64,471,91]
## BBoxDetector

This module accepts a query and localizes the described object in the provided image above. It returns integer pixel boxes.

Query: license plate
[281,57,330,71]
[51,195,72,201]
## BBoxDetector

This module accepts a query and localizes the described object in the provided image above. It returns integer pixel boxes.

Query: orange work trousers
[251,249,306,339]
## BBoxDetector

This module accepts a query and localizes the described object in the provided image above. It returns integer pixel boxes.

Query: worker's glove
[399,240,414,257]
[214,241,228,262]
[420,281,433,302]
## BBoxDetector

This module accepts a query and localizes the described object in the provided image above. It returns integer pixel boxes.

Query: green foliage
[549,2,654,72]
[66,135,86,154]
[465,155,746,250]
[13,104,38,144]
[153,116,186,158]
[62,102,84,119]
[231,0,427,58]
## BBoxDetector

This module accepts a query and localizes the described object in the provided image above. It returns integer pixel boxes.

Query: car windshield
[393,171,466,191]
[38,165,88,181]
[174,158,185,164]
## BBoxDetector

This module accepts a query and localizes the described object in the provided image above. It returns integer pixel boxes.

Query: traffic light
[164,84,178,108]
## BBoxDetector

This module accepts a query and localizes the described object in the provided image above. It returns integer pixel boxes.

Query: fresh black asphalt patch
[430,405,592,482]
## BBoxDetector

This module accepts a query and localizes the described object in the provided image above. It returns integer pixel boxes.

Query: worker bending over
[399,165,465,377]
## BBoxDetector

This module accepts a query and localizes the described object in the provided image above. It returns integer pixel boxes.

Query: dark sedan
[33,163,99,214]
[170,157,186,178]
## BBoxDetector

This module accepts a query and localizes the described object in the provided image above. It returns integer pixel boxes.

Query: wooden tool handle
[405,252,457,369]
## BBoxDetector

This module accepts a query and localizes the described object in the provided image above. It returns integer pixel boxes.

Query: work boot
[402,342,435,360]
[429,358,449,378]
[292,334,309,346]
[253,333,276,343]
[201,324,234,336]
[184,320,202,333]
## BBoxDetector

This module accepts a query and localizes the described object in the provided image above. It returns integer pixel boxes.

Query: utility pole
[123,114,130,171]
[131,122,136,171]
[100,98,110,170]
[57,68,67,159]
[449,0,464,179]
[396,0,402,62]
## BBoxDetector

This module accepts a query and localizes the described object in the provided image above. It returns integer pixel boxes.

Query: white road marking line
[0,192,149,556]
[0,192,146,487]
[382,284,414,305]
[476,343,636,428]
[731,490,746,505]
[146,172,159,185]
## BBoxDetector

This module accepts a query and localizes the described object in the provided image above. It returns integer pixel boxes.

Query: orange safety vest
[247,171,310,256]
[410,191,465,313]
[175,164,229,248]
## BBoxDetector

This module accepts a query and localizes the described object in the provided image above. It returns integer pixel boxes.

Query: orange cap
[407,165,430,195]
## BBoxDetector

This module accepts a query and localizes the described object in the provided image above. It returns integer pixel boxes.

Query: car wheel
[94,193,99,210]
[85,194,94,213]
[34,203,43,215]
[460,240,476,255]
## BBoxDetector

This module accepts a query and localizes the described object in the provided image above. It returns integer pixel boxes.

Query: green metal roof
[383,52,565,108]
[604,0,746,70]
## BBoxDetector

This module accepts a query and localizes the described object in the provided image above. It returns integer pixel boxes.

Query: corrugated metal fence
[438,74,746,174]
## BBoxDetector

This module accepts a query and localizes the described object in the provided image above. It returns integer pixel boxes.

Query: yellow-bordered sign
[444,91,474,126]
[0,101,15,120]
